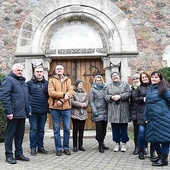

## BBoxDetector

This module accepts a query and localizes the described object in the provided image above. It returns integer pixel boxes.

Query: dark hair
[151,71,170,95]
[139,71,151,84]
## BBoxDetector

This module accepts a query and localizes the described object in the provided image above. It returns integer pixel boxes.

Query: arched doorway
[15,0,138,129]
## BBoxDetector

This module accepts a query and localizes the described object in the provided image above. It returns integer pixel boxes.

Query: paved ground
[0,129,169,170]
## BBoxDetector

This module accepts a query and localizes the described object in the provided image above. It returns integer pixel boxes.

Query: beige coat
[48,75,73,110]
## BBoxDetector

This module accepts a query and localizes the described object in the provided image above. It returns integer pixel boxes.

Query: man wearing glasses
[27,65,49,156]
[48,64,73,156]
[0,63,30,164]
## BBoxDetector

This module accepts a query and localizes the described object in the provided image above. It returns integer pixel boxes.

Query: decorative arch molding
[16,0,138,56]
[44,17,108,55]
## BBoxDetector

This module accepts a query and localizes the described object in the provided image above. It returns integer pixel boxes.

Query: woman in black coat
[130,73,140,155]
[144,71,170,166]
[135,71,155,159]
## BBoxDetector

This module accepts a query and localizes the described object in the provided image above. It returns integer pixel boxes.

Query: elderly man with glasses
[48,64,73,156]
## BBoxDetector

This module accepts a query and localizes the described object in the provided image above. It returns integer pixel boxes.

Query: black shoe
[73,147,78,152]
[38,148,48,154]
[6,157,17,164]
[152,159,168,166]
[15,154,30,161]
[102,144,109,150]
[64,149,71,155]
[99,146,104,153]
[151,153,162,163]
[152,154,168,166]
[139,148,144,159]
[151,156,160,163]
[133,148,139,155]
[56,150,62,156]
[78,146,86,151]
[31,148,36,156]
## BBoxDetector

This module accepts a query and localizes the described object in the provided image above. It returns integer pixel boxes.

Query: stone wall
[0,0,170,77]
[114,0,170,73]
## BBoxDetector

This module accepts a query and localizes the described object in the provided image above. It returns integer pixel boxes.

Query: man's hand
[7,114,13,120]
[57,100,62,106]
[82,104,86,108]
[64,94,69,101]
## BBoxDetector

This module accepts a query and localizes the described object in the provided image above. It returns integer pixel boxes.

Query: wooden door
[48,58,105,129]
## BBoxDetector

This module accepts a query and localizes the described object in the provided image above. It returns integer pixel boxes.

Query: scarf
[95,83,105,90]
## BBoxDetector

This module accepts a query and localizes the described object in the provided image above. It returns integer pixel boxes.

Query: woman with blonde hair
[89,75,108,153]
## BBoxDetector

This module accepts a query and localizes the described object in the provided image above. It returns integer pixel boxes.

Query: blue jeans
[29,113,47,149]
[138,125,146,148]
[111,123,129,143]
[152,142,170,155]
[51,109,71,151]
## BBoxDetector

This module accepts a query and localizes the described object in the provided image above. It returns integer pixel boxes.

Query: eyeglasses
[112,74,119,77]
[56,68,63,70]
[133,78,139,80]
[96,79,102,81]
[36,71,43,73]
[16,69,23,72]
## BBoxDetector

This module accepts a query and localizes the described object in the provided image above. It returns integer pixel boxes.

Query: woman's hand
[111,95,121,101]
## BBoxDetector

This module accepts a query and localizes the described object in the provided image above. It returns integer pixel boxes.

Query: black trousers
[5,118,25,158]
[95,121,108,145]
[133,120,139,147]
[71,118,86,148]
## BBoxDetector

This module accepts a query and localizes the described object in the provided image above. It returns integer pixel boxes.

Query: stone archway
[16,0,138,82]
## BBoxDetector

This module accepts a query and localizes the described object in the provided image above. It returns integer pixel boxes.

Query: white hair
[55,64,64,69]
[12,63,24,70]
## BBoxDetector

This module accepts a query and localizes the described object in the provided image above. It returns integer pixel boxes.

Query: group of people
[0,63,170,167]
[0,64,49,164]
[130,71,170,166]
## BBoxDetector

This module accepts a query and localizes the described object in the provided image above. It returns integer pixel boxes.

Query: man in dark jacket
[1,63,30,164]
[27,65,49,156]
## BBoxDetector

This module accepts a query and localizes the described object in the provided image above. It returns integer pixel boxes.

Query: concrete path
[0,129,169,170]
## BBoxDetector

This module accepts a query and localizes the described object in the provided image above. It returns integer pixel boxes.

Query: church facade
[1,0,170,129]
[0,0,169,83]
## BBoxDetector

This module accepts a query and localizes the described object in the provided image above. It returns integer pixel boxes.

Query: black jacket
[135,82,151,125]
[130,85,139,121]
[1,71,29,118]
[27,76,49,114]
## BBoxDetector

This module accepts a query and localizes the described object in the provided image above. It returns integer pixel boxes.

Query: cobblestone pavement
[0,129,169,170]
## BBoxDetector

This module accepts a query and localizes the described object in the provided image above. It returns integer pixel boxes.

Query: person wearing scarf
[89,75,108,153]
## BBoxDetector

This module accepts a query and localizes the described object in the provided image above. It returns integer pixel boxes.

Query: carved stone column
[102,55,131,83]
[24,57,51,81]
